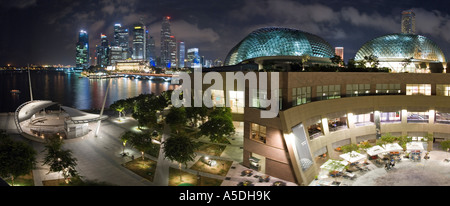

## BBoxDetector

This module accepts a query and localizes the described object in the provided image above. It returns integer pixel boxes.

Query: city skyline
[2,0,450,66]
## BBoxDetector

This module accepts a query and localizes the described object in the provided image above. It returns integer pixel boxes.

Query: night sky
[1,0,450,66]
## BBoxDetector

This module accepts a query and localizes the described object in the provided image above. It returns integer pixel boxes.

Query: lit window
[406,84,431,96]
[292,87,311,106]
[317,85,340,100]
[346,84,370,97]
[251,123,266,144]
[376,84,401,94]
[436,84,450,96]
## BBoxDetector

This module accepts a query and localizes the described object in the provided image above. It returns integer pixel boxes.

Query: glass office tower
[76,30,89,69]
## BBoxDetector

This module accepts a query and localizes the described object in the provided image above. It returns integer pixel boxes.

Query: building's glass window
[406,84,431,96]
[376,84,401,94]
[346,84,370,97]
[307,121,323,140]
[211,89,225,107]
[407,112,429,123]
[436,84,450,96]
[328,116,348,132]
[228,90,244,114]
[292,87,311,106]
[251,89,267,109]
[251,123,266,144]
[317,85,340,100]
[354,112,374,126]
[435,111,450,124]
[380,111,401,123]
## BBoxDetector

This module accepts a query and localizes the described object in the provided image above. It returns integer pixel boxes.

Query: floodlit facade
[402,10,416,34]
[115,60,149,71]
[355,34,446,73]
[75,30,89,69]
[224,27,335,67]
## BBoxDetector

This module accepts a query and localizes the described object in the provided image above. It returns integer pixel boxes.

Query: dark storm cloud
[1,0,450,66]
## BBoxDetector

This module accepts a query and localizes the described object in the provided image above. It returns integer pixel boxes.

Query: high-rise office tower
[96,34,110,67]
[132,21,146,60]
[113,23,130,60]
[178,41,185,68]
[169,36,177,68]
[401,10,415,34]
[161,16,174,68]
[335,47,344,60]
[146,32,156,66]
[187,48,200,68]
[76,30,90,69]
[110,46,123,65]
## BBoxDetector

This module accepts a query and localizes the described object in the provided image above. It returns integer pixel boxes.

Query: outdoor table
[272,181,286,186]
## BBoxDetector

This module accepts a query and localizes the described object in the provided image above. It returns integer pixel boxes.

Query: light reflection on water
[0,71,175,112]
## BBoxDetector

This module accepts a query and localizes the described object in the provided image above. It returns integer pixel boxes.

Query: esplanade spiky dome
[355,33,446,63]
[224,27,335,66]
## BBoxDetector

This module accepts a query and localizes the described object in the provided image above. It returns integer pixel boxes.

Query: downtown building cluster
[75,16,223,71]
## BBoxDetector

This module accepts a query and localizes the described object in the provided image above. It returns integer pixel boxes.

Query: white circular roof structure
[14,100,108,142]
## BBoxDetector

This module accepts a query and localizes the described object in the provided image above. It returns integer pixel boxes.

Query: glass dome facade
[355,34,446,62]
[224,27,335,66]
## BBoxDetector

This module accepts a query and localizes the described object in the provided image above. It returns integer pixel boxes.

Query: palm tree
[301,55,311,71]
[110,99,127,121]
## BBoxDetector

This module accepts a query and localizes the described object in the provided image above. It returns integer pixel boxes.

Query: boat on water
[10,89,21,94]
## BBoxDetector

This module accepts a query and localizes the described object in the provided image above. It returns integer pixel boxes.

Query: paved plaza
[2,112,450,186]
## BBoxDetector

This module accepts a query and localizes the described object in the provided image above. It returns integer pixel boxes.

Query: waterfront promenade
[0,112,297,186]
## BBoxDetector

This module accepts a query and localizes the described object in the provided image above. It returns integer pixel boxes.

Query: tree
[110,99,128,121]
[165,107,187,133]
[185,103,208,128]
[440,140,450,152]
[0,131,37,186]
[401,57,414,72]
[128,132,154,160]
[301,55,311,71]
[330,55,344,66]
[162,133,198,181]
[200,107,235,143]
[120,131,133,156]
[364,55,379,69]
[42,135,78,183]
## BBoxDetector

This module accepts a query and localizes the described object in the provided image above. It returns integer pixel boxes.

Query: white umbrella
[320,159,348,172]
[340,151,366,163]
[382,143,403,153]
[366,145,386,156]
[406,142,424,152]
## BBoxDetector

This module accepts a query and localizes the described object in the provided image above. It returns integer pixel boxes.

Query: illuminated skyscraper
[161,16,177,68]
[76,30,89,69]
[178,41,185,68]
[401,10,415,34]
[147,34,156,66]
[113,23,130,60]
[187,48,200,68]
[132,21,146,60]
[96,34,110,67]
[169,36,177,68]
[335,47,344,60]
